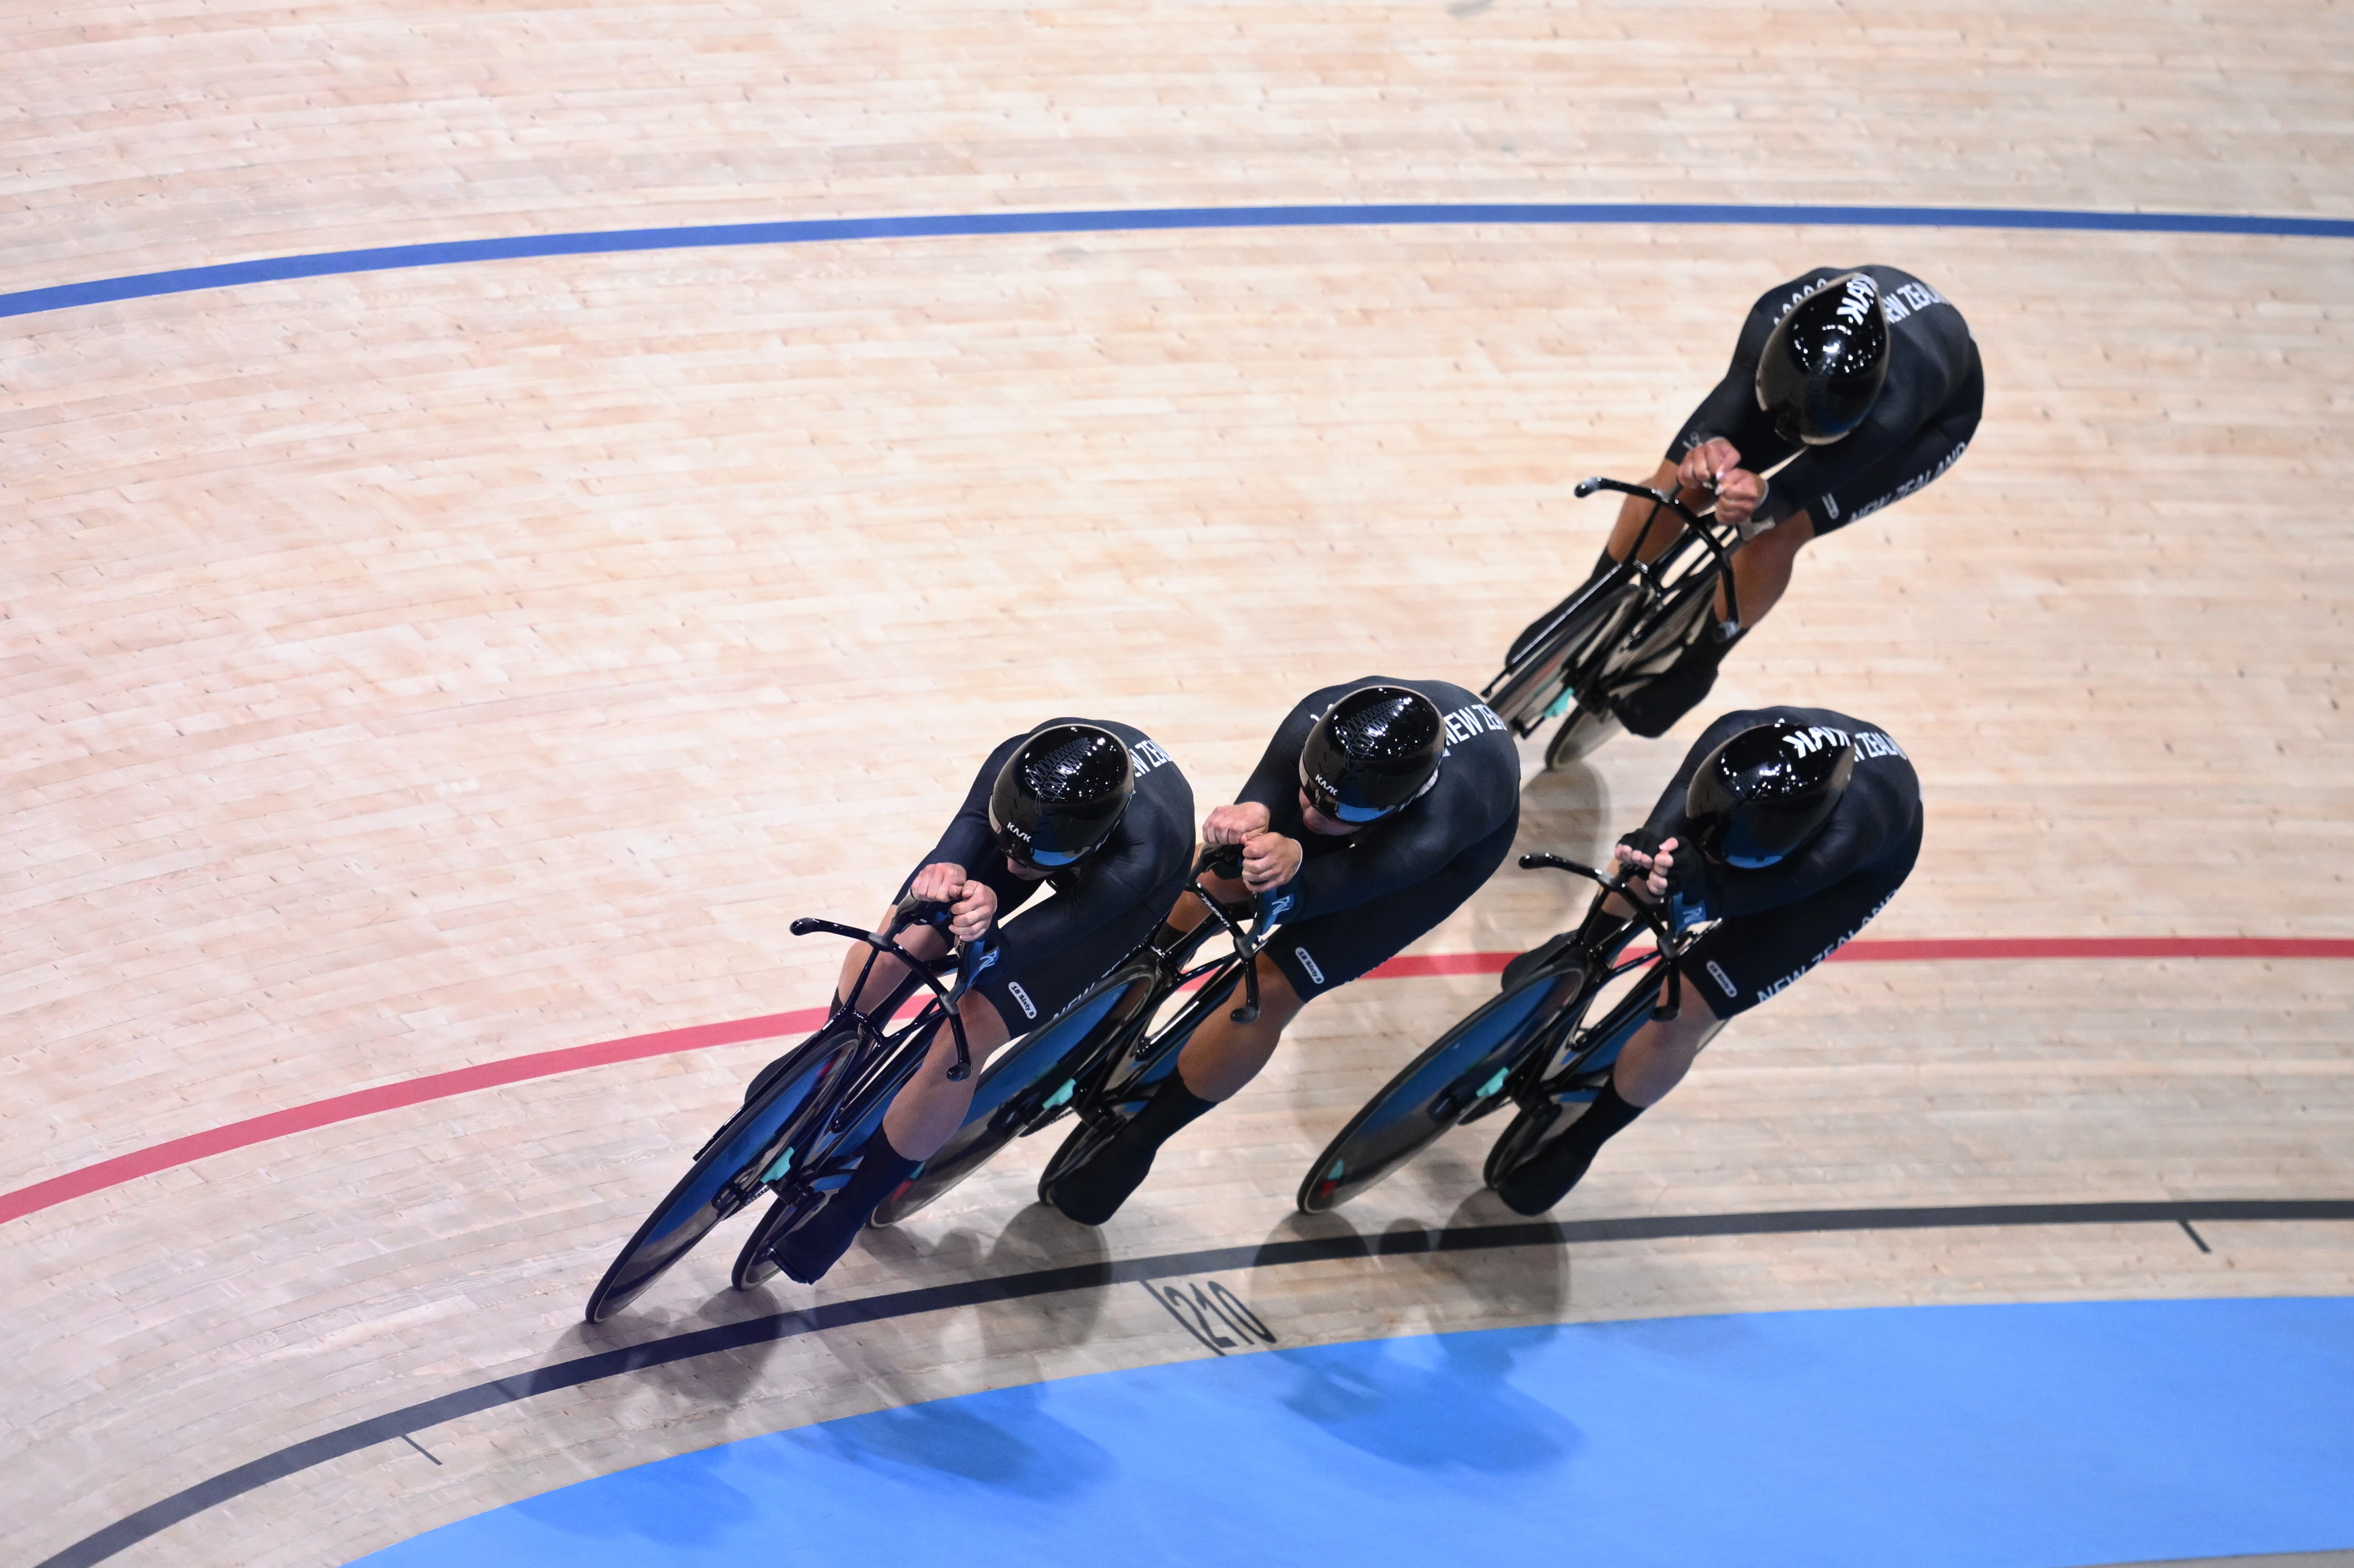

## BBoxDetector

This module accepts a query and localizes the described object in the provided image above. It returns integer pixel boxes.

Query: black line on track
[2180,1219,2214,1253]
[39,1196,2354,1568]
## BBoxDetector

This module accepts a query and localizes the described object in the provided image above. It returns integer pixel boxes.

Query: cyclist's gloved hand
[1615,830,1699,902]
[1676,438,1764,530]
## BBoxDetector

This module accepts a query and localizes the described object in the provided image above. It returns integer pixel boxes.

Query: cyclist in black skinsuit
[1496,705,1923,1213]
[1045,679,1522,1225]
[1581,265,1981,737]
[765,718,1194,1282]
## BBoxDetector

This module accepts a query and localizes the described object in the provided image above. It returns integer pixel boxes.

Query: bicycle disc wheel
[730,1184,831,1290]
[582,1028,859,1323]
[1295,972,1576,1214]
[872,962,1161,1227]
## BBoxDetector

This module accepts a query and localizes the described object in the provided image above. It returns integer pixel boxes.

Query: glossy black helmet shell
[1685,719,1855,869]
[989,723,1135,870]
[1298,685,1445,826]
[1754,271,1891,446]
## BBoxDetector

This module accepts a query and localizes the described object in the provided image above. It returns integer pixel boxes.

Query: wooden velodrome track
[6,3,2352,1564]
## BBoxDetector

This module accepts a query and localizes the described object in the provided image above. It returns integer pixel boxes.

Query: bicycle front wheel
[582,1028,859,1323]
[872,960,1161,1227]
[1295,971,1577,1214]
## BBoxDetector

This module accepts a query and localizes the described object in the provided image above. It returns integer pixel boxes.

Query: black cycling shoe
[1494,1136,1599,1216]
[1042,1138,1155,1227]
[1609,657,1719,739]
[1043,1075,1214,1225]
[1495,1080,1644,1214]
[1611,625,1747,739]
[772,1195,864,1285]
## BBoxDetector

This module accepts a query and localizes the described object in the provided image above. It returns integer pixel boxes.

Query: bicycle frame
[744,901,994,1185]
[1485,477,1747,737]
[1497,851,1705,1107]
[1059,845,1278,1124]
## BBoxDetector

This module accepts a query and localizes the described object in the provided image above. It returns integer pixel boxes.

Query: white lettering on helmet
[1780,725,1851,758]
[1833,273,1880,326]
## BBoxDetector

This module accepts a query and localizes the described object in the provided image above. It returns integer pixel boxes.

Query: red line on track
[7,936,2350,1228]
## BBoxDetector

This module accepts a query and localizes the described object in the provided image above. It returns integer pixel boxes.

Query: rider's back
[1674,265,1979,532]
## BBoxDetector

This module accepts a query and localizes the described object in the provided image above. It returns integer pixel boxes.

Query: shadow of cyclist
[784,1374,1121,1502]
[806,1201,1114,1412]
[1428,1191,1570,1323]
[1253,1196,1574,1473]
[1517,757,1611,853]
[974,1201,1113,1359]
[1267,1316,1580,1476]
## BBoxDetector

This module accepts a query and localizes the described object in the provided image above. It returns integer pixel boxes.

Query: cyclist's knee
[884,907,951,963]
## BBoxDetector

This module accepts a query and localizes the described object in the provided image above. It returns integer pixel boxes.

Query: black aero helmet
[1754,271,1891,446]
[989,723,1135,870]
[1298,685,1446,826]
[1685,719,1855,869]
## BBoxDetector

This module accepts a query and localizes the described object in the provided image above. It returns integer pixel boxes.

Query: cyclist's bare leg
[1606,458,1708,562]
[1164,865,1312,1100]
[1716,507,1813,628]
[1609,999,1726,1107]
[880,989,1014,1159]
[833,910,948,1013]
[1595,882,1726,1107]
[1171,950,1310,1101]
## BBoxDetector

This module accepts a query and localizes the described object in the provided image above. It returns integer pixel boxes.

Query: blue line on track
[6,202,2351,322]
[353,1297,2354,1568]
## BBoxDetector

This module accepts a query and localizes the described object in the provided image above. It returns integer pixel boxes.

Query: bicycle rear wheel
[1488,584,1637,737]
[582,1027,860,1323]
[1295,970,1578,1214]
[871,960,1162,1227]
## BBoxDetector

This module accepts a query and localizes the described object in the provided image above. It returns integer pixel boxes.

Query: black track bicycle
[1484,477,1747,770]
[1296,850,1706,1214]
[870,846,1277,1228]
[582,899,996,1322]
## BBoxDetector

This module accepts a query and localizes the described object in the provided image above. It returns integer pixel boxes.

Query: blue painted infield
[357,1295,2354,1568]
[8,202,2352,321]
